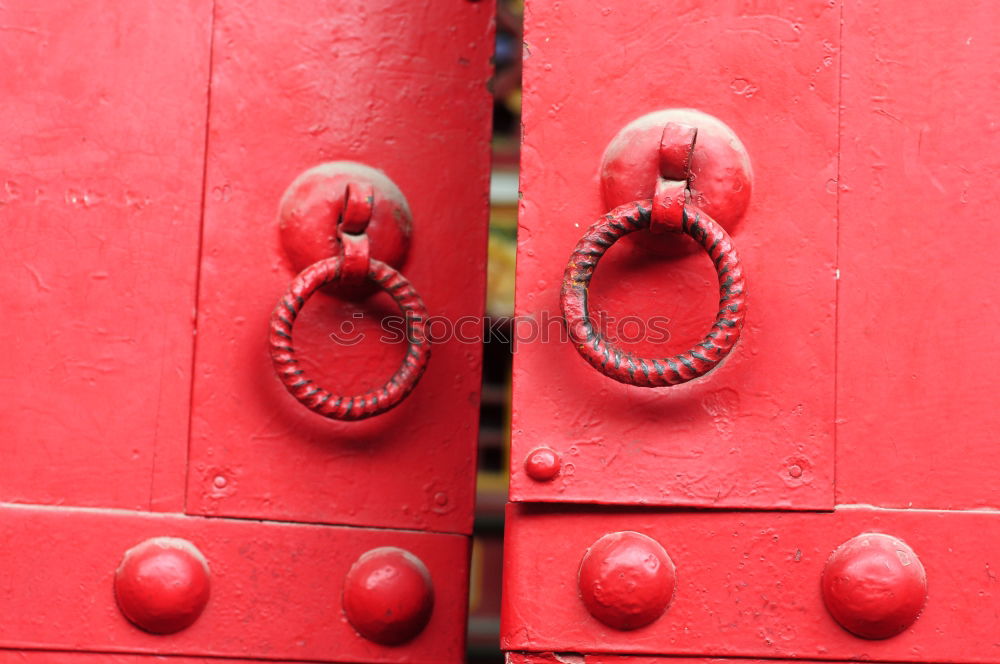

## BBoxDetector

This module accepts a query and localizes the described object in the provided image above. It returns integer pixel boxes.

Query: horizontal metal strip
[508,655,905,664]
[0,647,330,663]
[502,505,1000,663]
[0,505,468,663]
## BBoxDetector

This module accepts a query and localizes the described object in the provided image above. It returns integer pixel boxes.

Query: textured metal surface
[0,0,493,530]
[270,257,430,420]
[0,1,491,661]
[0,504,468,663]
[834,1,1000,510]
[186,0,494,533]
[561,201,746,387]
[502,505,1000,661]
[509,0,999,661]
[510,0,837,510]
[0,0,212,513]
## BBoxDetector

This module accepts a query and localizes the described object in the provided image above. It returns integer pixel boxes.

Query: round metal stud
[578,531,676,630]
[114,537,211,635]
[343,547,434,645]
[821,532,928,639]
[524,446,561,481]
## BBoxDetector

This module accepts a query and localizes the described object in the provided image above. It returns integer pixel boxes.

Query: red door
[503,0,1000,662]
[0,2,493,662]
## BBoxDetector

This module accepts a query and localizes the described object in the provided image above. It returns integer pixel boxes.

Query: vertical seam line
[177,0,218,514]
[832,0,846,507]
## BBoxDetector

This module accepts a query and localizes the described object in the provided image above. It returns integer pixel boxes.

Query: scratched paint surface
[185,0,494,533]
[510,1,838,509]
[834,1,1000,509]
[0,0,212,511]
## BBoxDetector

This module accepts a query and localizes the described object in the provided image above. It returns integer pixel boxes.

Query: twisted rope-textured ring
[560,199,746,387]
[269,257,430,420]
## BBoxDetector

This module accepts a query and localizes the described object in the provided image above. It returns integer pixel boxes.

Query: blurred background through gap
[468,0,521,661]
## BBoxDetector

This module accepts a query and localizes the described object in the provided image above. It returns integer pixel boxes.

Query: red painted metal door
[504,1,1000,662]
[0,2,493,662]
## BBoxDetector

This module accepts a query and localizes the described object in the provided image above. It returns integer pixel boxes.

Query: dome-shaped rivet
[578,531,676,630]
[114,537,211,634]
[524,446,561,482]
[821,532,927,639]
[343,547,434,645]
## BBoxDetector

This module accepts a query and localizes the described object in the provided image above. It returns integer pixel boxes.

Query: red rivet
[524,446,561,482]
[114,537,211,635]
[343,547,434,645]
[578,531,676,630]
[821,533,927,639]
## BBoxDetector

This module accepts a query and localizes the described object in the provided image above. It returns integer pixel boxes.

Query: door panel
[509,0,839,510]
[0,504,468,663]
[0,0,211,512]
[2,2,491,660]
[835,1,1000,509]
[508,1,1000,662]
[501,505,1000,662]
[186,0,494,533]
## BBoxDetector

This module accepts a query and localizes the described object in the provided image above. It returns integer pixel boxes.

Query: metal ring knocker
[270,175,430,420]
[560,121,747,387]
